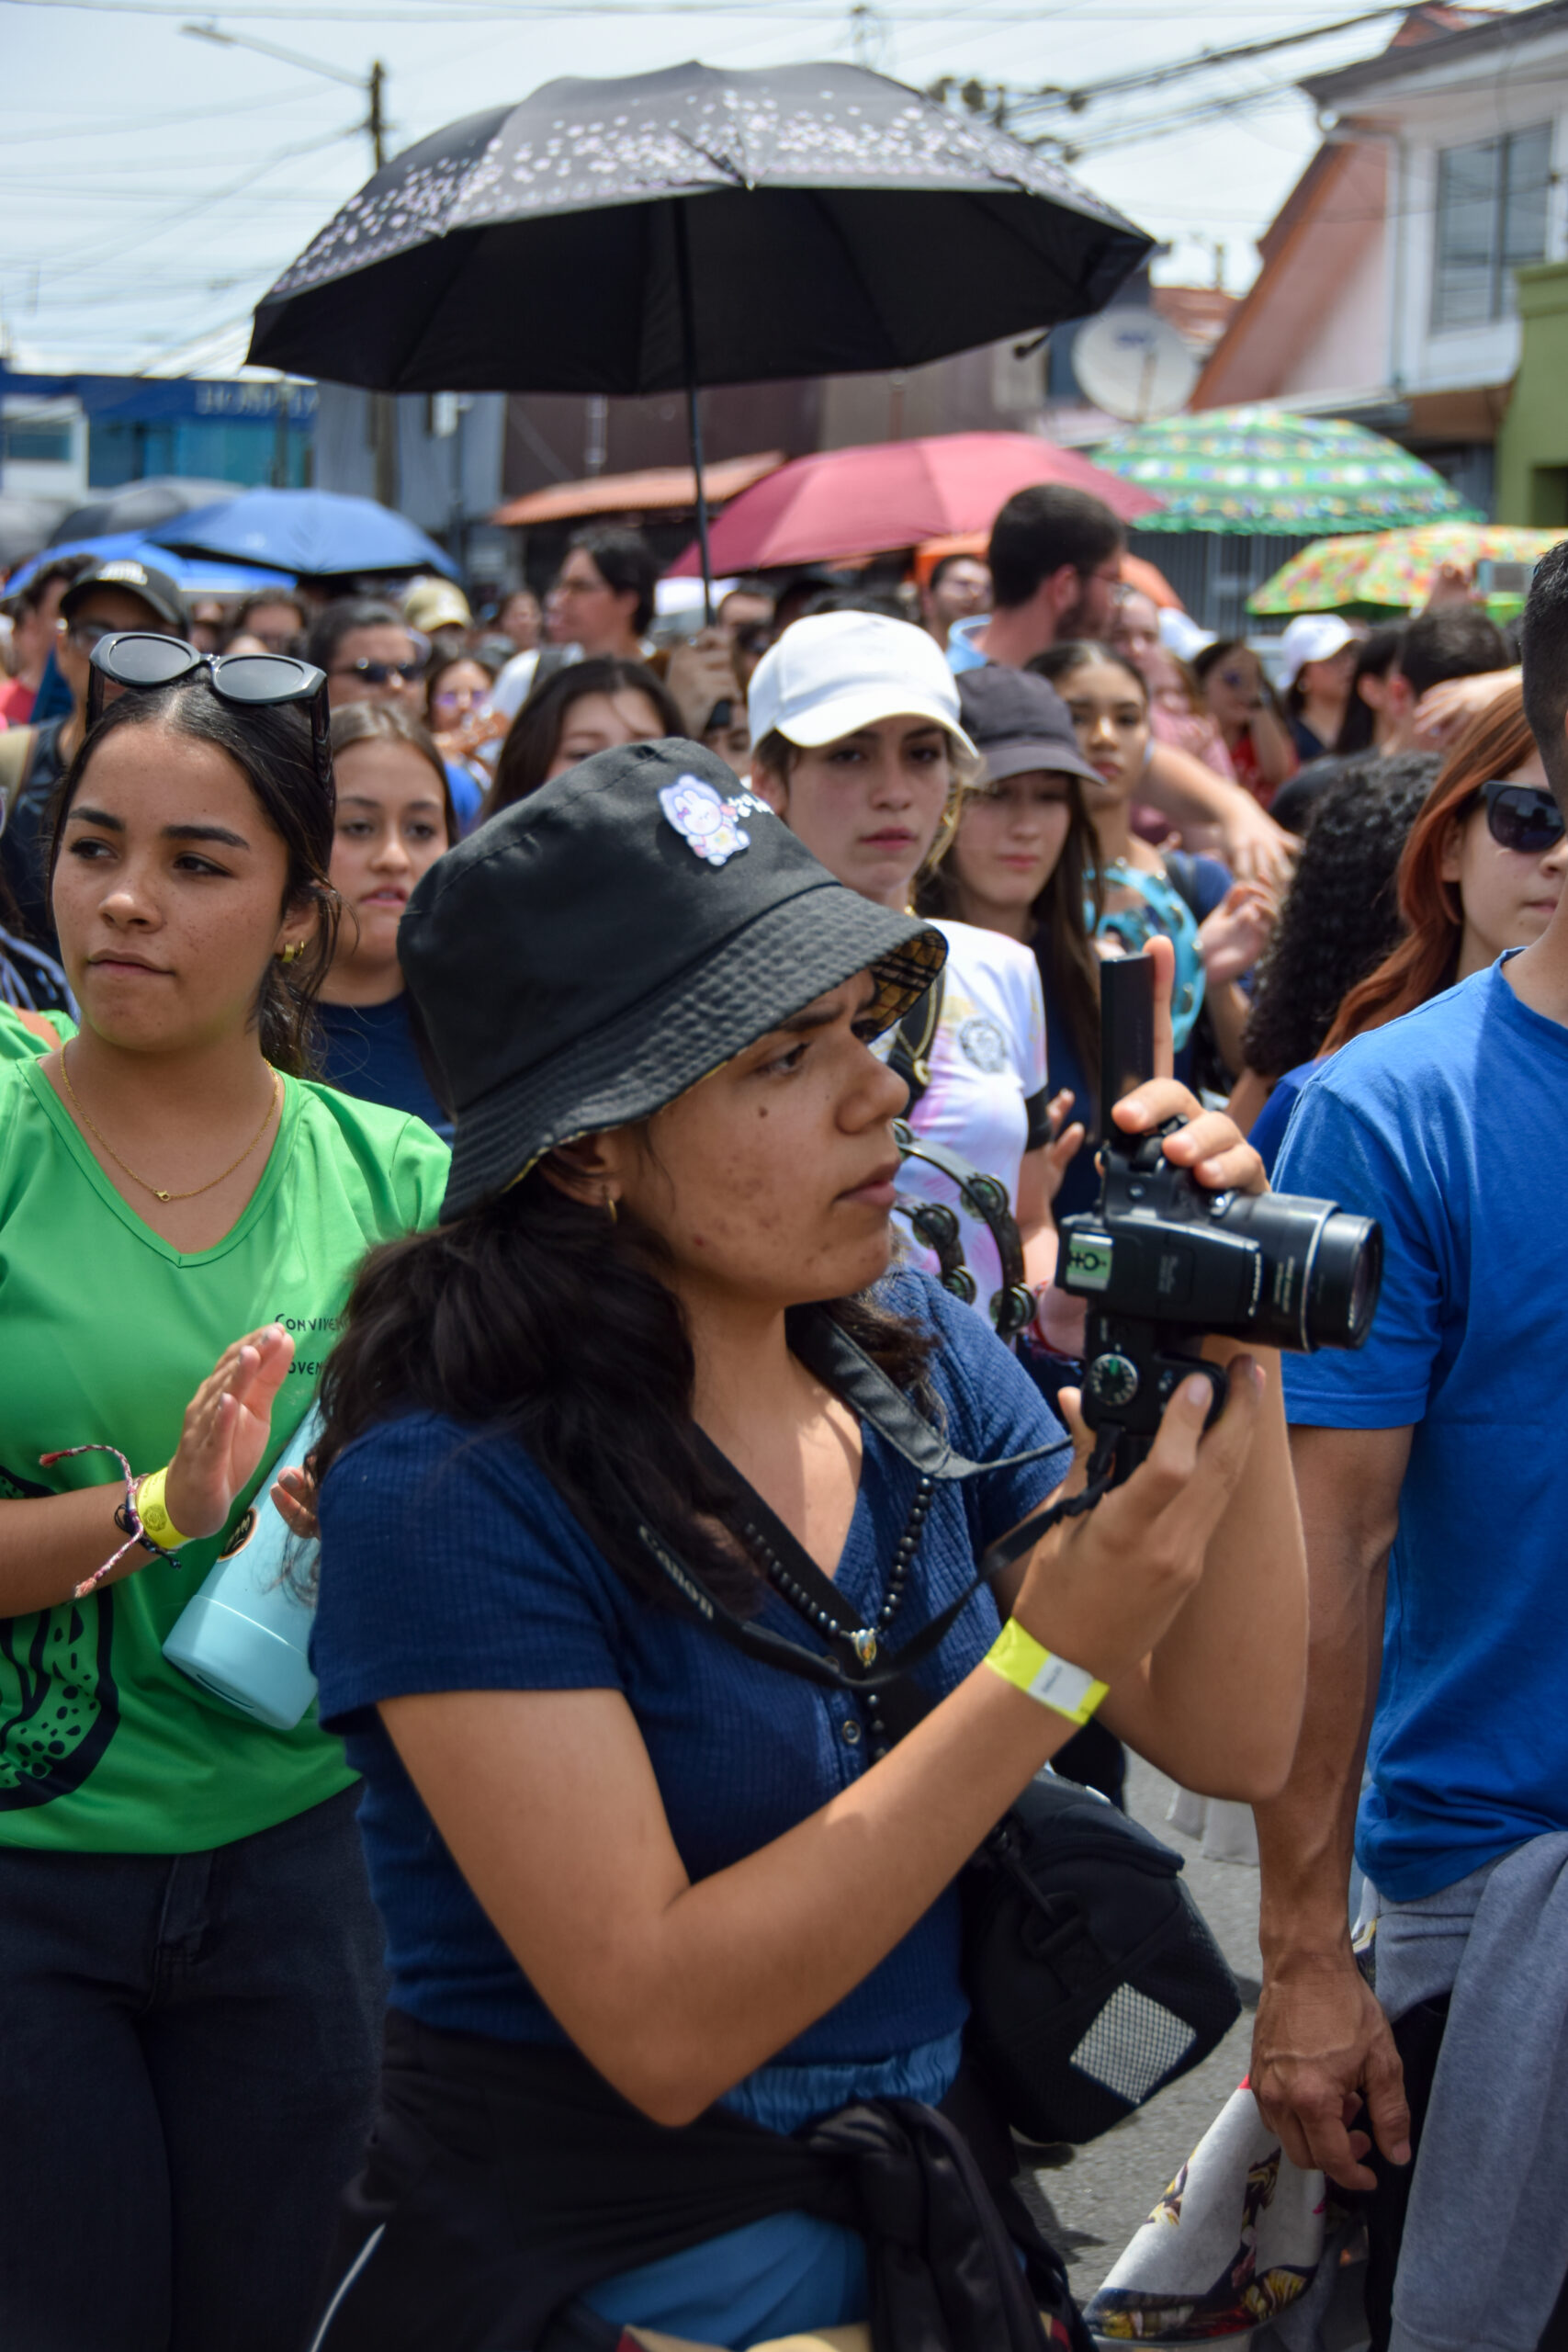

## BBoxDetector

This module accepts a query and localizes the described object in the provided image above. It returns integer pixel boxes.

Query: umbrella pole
[673,201,714,626]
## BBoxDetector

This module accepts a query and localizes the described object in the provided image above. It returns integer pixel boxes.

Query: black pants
[0,1786,386,2352]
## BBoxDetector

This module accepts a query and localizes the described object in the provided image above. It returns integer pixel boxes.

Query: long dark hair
[487,657,683,817]
[1324,686,1535,1050]
[917,775,1101,1125]
[312,1166,931,1612]
[46,683,338,1075]
[1241,752,1437,1080]
[1333,627,1404,755]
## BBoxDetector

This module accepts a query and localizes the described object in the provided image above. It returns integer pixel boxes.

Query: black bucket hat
[399,738,946,1221]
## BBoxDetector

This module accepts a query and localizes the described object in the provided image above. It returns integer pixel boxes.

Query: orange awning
[492,451,785,527]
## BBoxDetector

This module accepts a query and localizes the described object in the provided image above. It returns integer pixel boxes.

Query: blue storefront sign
[0,368,318,490]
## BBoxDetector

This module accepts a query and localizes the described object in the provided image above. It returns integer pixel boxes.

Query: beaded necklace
[741,1471,938,1759]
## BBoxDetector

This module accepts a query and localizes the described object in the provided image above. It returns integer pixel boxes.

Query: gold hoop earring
[604,1192,618,1226]
[277,942,305,967]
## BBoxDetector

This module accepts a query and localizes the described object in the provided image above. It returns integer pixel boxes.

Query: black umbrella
[251,60,1151,607]
[49,476,241,548]
[0,495,75,571]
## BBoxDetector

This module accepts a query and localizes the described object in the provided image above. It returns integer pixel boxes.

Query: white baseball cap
[748,610,978,757]
[1277,613,1356,688]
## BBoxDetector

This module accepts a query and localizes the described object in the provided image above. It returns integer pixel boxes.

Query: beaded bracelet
[38,1442,186,1598]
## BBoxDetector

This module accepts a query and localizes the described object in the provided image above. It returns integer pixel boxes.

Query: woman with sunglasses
[1191,639,1297,806]
[307,598,427,715]
[316,702,457,1138]
[1246,689,1561,1171]
[424,648,502,818]
[301,738,1305,2350]
[0,635,449,2352]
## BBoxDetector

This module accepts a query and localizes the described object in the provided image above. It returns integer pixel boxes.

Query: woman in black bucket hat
[302,738,1306,2352]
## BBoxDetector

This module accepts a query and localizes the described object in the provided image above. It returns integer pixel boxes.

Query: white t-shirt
[490,643,579,720]
[878,919,1048,1319]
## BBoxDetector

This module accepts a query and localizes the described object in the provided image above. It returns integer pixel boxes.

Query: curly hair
[1241,752,1438,1080]
[1323,684,1535,1050]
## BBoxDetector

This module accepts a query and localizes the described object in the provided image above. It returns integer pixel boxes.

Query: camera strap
[890,1128,1034,1341]
[632,1306,1119,1700]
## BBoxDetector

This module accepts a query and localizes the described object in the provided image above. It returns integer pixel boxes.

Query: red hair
[1324,685,1535,1050]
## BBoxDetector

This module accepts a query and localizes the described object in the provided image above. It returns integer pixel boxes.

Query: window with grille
[1433,124,1552,331]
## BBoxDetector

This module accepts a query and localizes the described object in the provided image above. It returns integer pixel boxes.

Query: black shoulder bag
[636,1306,1240,2148]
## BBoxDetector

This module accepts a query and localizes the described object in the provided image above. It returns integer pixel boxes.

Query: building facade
[0,369,316,503]
[1194,2,1568,523]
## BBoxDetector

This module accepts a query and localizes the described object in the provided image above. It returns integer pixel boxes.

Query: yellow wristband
[136,1467,190,1553]
[983,1619,1109,1726]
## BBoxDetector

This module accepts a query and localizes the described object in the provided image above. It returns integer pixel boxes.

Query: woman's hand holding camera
[1010,1349,1264,1691]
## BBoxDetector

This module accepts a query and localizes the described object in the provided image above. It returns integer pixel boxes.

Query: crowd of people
[0,477,1562,2352]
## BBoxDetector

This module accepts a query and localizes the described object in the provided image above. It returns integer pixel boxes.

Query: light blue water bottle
[163,1407,321,1730]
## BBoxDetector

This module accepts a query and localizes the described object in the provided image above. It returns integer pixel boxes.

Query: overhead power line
[1009,5,1409,113]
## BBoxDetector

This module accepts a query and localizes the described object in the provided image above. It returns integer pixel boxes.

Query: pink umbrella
[666,430,1161,576]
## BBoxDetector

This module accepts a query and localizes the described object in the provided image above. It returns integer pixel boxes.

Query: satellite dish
[1073,311,1199,422]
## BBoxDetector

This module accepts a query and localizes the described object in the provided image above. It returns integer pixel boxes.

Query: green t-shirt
[0,1003,73,1060]
[0,1058,449,1852]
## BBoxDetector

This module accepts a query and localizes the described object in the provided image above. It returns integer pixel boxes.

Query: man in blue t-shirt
[1251,545,1568,2344]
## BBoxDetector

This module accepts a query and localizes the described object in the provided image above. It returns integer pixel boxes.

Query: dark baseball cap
[399,737,946,1222]
[61,557,186,636]
[956,664,1101,788]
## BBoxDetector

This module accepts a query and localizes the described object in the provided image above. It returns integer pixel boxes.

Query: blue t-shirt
[1247,1059,1314,1179]
[443,759,484,835]
[1275,958,1568,1901]
[313,1272,1068,2342]
[314,994,452,1141]
[312,1270,1068,2056]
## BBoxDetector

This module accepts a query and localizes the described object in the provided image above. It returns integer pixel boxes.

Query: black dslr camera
[1055,956,1382,1463]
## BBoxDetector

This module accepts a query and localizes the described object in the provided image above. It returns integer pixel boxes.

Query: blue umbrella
[3,530,295,600]
[152,488,457,581]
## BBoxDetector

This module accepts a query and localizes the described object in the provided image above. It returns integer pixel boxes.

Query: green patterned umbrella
[1095,405,1478,536]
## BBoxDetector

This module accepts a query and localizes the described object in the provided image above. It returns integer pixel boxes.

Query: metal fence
[1129,529,1322,641]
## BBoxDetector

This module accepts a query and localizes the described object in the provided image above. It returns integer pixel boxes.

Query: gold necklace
[61,1049,281,1204]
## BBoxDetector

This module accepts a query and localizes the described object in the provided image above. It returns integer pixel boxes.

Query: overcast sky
[0,0,1537,376]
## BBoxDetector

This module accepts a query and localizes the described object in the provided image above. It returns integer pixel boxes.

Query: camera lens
[1307,1211,1382,1349]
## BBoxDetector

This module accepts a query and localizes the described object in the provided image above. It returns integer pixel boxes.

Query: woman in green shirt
[0,651,449,2352]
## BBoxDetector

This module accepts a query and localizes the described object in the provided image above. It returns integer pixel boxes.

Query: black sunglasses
[87,633,332,795]
[331,657,424,687]
[1481,778,1565,855]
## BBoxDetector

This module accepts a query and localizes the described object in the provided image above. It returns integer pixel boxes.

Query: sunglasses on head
[1480,778,1564,855]
[87,633,332,795]
[331,657,423,687]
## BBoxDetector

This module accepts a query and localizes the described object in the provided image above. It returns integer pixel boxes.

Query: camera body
[1054,956,1383,1447]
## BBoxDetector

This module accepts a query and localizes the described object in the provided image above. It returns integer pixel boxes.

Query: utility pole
[183,24,400,506]
[366,61,396,509]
